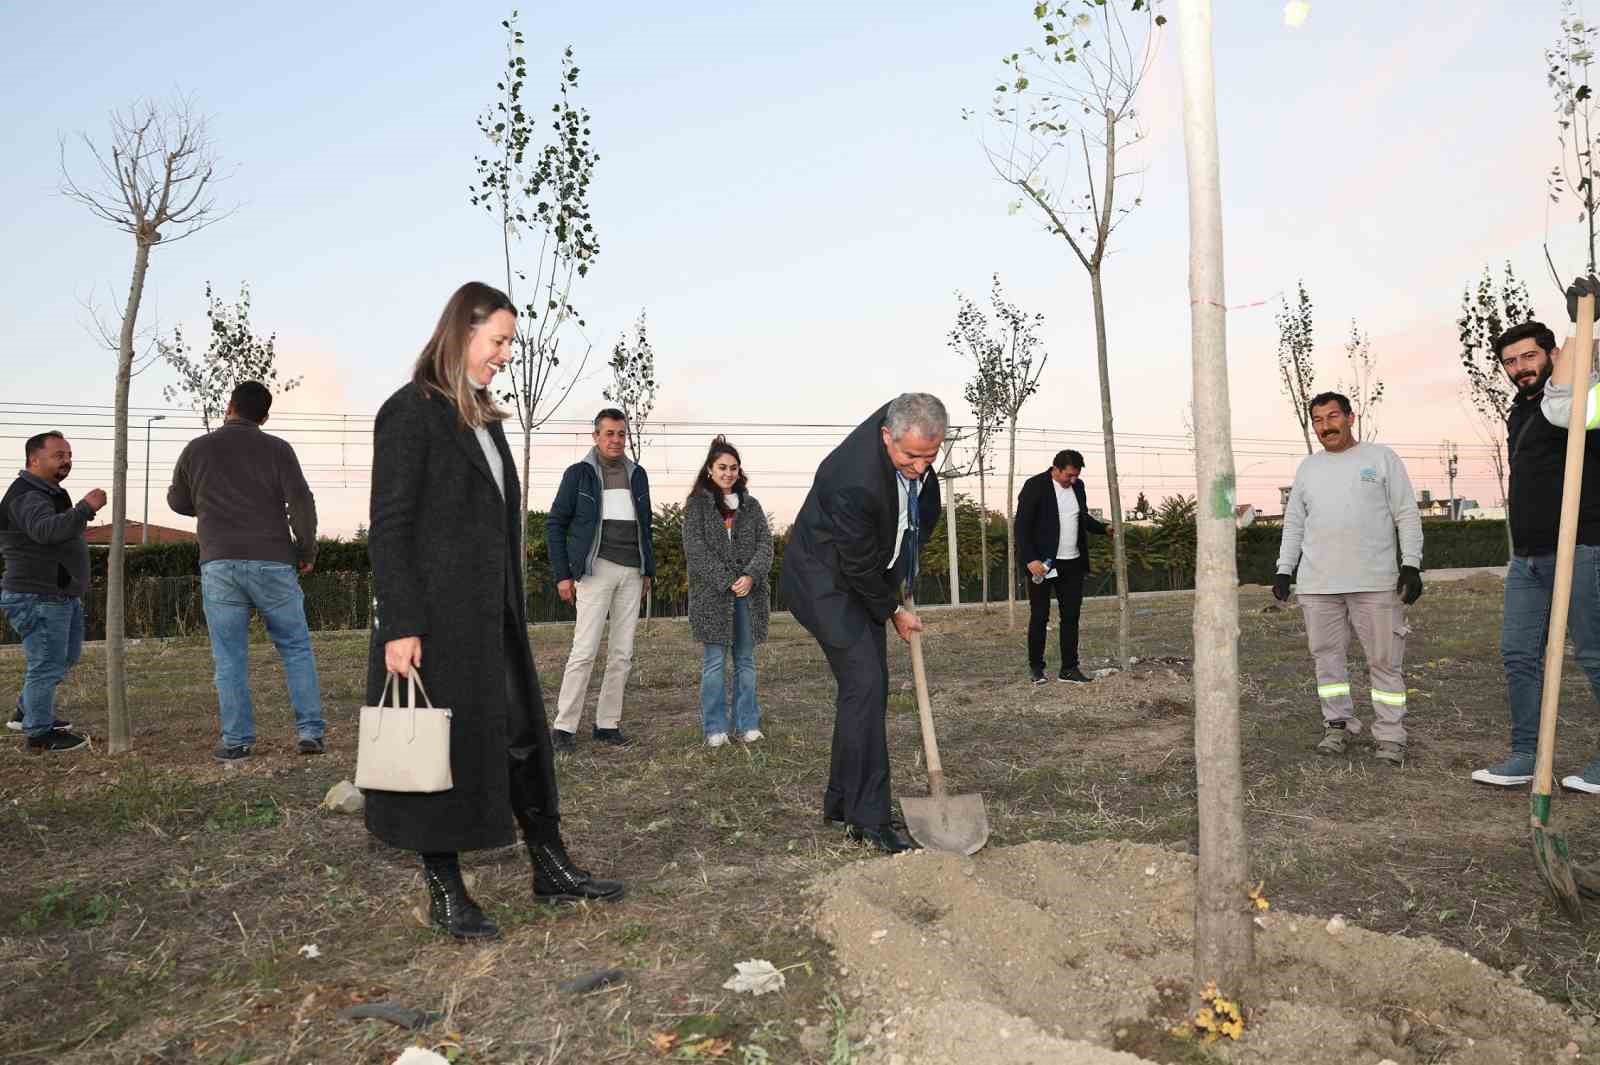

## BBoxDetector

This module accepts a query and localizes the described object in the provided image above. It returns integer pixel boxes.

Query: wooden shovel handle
[1535,293,1596,798]
[904,596,946,799]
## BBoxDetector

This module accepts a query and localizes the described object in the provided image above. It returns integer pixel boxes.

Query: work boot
[551,728,576,753]
[529,839,625,902]
[592,727,632,747]
[1373,740,1406,767]
[1315,722,1348,755]
[421,854,499,941]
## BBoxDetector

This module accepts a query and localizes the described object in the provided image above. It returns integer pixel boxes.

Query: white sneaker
[706,732,729,748]
[741,730,764,743]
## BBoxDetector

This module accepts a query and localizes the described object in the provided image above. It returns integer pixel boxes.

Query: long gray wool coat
[362,383,555,854]
[682,489,774,646]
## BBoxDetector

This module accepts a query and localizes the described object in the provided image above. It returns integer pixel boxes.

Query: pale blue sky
[0,0,1577,534]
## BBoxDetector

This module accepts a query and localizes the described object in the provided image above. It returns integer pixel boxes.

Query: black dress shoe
[529,840,626,902]
[1058,668,1092,684]
[845,823,921,854]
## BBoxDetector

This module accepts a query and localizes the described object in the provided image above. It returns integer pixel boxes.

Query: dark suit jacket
[781,404,941,647]
[1015,469,1107,574]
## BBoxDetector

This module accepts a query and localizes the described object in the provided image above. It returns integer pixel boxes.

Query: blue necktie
[902,475,920,591]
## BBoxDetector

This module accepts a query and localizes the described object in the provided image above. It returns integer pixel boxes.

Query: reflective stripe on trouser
[1299,590,1411,743]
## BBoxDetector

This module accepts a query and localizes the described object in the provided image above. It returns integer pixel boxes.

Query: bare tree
[1276,280,1317,454]
[602,310,656,465]
[950,276,1048,629]
[961,359,1004,611]
[159,281,301,431]
[1176,0,1255,1005]
[469,16,599,573]
[974,0,1165,662]
[1337,319,1383,443]
[61,97,228,753]
[1459,262,1532,555]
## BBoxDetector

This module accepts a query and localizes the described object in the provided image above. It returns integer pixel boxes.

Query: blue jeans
[1501,547,1600,755]
[0,593,83,738]
[201,560,324,747]
[700,597,760,736]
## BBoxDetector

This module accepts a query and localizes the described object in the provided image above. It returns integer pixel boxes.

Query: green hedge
[1233,519,1508,585]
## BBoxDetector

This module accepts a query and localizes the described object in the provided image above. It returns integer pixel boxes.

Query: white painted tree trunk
[1177,0,1256,999]
[945,471,960,607]
[1005,417,1018,630]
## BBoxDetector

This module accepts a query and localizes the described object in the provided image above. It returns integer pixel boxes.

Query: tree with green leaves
[1337,318,1383,443]
[1276,280,1317,454]
[1548,0,1600,280]
[950,275,1047,629]
[469,14,599,576]
[973,0,1165,660]
[1459,262,1533,555]
[159,282,300,431]
[602,310,656,465]
[61,97,228,753]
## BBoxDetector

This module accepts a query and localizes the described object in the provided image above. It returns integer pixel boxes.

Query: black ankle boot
[421,854,500,940]
[528,839,626,902]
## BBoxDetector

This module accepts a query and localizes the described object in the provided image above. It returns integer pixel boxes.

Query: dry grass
[3,576,1600,1063]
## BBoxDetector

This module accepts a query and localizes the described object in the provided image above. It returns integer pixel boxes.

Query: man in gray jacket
[0,431,106,752]
[168,381,324,761]
[1274,391,1424,766]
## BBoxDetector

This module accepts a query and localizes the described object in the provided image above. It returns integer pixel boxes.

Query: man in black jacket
[0,431,106,752]
[1473,276,1600,790]
[781,393,945,854]
[1014,449,1109,685]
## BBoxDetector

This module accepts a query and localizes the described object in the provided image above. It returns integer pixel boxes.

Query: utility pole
[1441,440,1460,520]
[143,414,166,544]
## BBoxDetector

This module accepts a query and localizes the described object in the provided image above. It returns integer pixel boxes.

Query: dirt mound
[812,840,1589,1065]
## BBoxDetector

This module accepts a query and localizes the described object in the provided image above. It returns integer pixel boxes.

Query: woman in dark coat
[365,281,623,940]
[682,437,773,746]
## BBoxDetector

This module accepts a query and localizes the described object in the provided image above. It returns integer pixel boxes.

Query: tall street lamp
[143,415,166,544]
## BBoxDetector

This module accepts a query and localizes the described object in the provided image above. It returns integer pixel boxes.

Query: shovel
[899,598,989,855]
[1531,290,1599,920]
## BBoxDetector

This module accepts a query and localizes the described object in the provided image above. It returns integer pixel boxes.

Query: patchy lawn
[3,573,1600,1064]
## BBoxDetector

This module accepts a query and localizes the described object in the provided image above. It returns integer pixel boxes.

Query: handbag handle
[379,668,438,710]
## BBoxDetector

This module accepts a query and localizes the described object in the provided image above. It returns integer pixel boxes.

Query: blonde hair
[412,281,515,429]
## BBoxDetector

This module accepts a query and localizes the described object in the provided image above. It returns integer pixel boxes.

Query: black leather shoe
[845,823,921,854]
[422,858,500,941]
[552,729,576,753]
[529,840,626,902]
[592,727,632,747]
[1058,668,1092,684]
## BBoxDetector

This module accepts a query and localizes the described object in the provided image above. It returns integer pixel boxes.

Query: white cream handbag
[355,669,453,793]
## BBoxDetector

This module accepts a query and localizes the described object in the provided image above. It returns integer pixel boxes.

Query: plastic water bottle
[1030,561,1056,585]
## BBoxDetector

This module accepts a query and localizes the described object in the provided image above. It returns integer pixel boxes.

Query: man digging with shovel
[781,394,947,855]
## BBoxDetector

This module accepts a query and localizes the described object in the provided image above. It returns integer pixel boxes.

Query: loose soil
[813,839,1589,1065]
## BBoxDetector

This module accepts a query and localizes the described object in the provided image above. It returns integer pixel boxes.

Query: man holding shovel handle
[780,393,946,854]
[1473,277,1600,793]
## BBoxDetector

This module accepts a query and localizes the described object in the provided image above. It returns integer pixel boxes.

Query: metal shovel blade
[900,792,990,856]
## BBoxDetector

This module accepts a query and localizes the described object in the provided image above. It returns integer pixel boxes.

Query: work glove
[1567,276,1600,323]
[1272,573,1291,602]
[1396,565,1423,606]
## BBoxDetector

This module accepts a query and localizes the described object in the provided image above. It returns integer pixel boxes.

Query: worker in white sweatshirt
[1274,391,1424,766]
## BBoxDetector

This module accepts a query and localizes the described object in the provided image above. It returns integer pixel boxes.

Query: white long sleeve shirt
[1276,441,1423,594]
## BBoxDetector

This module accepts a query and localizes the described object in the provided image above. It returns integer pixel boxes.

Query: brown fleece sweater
[167,419,318,566]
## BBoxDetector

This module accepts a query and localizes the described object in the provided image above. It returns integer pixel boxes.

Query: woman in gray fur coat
[682,437,773,746]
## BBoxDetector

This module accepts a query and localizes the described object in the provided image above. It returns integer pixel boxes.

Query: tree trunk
[1089,269,1131,665]
[521,428,533,606]
[1177,0,1256,1001]
[1005,416,1018,630]
[107,239,152,753]
[945,472,960,607]
[978,458,990,611]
